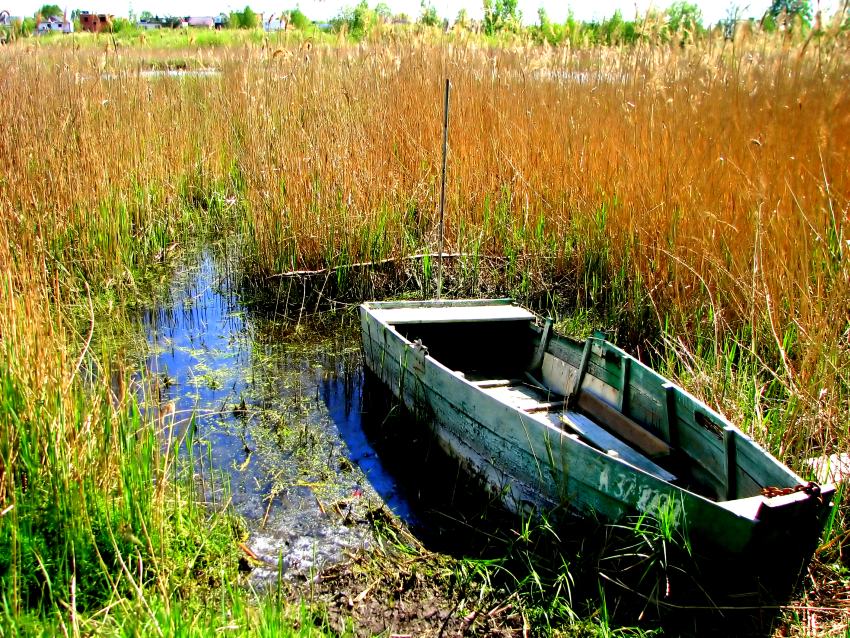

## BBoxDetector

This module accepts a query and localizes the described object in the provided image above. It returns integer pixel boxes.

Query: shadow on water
[141,247,508,586]
[332,368,518,549]
[138,246,530,584]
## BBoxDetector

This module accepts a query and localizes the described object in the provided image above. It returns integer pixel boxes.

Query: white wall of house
[187,16,214,28]
[36,20,73,34]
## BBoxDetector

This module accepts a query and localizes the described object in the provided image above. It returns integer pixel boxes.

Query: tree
[139,10,154,22]
[666,1,702,33]
[331,1,376,37]
[374,2,391,22]
[350,1,374,33]
[418,0,440,27]
[766,0,812,31]
[231,5,258,28]
[454,7,469,29]
[534,7,557,44]
[564,9,581,45]
[111,17,135,32]
[482,0,520,34]
[768,0,812,22]
[537,6,549,28]
[599,9,625,44]
[36,4,62,19]
[288,7,310,29]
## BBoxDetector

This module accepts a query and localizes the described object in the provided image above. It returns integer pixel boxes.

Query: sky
[5,0,841,28]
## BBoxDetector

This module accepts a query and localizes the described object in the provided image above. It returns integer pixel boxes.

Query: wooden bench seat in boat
[559,411,677,483]
[576,390,671,458]
[471,375,676,483]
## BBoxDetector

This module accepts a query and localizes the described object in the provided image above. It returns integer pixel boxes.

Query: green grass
[0,314,341,636]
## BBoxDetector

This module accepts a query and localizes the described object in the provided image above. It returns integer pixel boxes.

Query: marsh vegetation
[0,25,848,636]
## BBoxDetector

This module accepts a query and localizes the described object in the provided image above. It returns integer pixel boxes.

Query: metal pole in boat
[437,78,450,300]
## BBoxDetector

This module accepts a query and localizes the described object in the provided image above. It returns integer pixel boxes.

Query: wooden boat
[359,298,834,586]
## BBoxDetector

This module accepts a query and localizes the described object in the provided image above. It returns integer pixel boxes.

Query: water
[135,68,220,79]
[101,68,221,81]
[141,250,416,582]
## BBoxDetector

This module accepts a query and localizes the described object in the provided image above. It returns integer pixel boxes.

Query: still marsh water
[140,249,421,582]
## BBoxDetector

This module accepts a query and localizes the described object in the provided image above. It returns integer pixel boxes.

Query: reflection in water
[320,364,415,523]
[142,251,417,580]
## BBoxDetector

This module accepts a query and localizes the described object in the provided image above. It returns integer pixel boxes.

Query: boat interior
[385,308,805,510]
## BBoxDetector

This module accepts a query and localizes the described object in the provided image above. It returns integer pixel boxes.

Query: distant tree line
[325,0,828,43]
[3,0,839,41]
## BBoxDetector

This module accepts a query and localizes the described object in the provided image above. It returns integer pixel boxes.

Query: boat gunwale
[541,325,809,494]
[359,301,835,525]
[362,298,518,310]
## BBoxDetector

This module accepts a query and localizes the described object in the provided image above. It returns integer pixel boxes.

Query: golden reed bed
[0,37,847,474]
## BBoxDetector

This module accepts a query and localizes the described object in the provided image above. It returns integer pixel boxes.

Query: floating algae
[141,249,416,582]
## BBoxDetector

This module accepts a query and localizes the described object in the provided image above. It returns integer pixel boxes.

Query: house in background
[186,16,214,28]
[79,11,113,32]
[36,16,73,33]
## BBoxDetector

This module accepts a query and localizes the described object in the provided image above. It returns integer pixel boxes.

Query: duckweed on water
[138,246,405,583]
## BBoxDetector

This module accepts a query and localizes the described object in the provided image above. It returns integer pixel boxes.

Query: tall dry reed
[229,40,848,463]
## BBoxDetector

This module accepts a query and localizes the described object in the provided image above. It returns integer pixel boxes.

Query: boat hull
[359,300,833,593]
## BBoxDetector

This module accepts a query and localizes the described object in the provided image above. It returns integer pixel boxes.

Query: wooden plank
[523,371,551,393]
[482,384,548,412]
[524,401,565,413]
[547,334,621,388]
[669,388,798,492]
[471,378,522,388]
[365,306,782,501]
[561,411,677,483]
[717,495,763,520]
[365,298,516,310]
[618,355,631,414]
[631,352,800,489]
[544,336,621,405]
[529,318,552,371]
[362,307,840,558]
[370,304,535,325]
[577,390,672,458]
[568,339,593,408]
[660,382,676,445]
[363,319,763,553]
[724,426,738,501]
[623,358,793,495]
[544,334,584,369]
[541,352,574,396]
